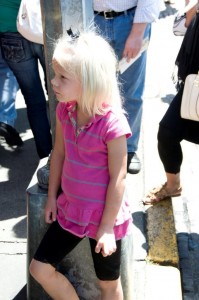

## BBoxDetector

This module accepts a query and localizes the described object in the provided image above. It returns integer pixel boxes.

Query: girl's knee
[99,278,121,292]
[29,259,54,284]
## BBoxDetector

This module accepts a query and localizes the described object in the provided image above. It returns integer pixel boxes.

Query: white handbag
[16,0,43,44]
[173,12,187,36]
[181,73,199,121]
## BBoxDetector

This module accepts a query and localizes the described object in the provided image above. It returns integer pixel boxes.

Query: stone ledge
[146,198,179,267]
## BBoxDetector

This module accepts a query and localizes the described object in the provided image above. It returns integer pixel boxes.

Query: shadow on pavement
[0,107,38,236]
[161,93,175,105]
[159,3,178,19]
[132,211,148,252]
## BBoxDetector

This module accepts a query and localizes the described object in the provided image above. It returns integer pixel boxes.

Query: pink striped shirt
[56,101,133,240]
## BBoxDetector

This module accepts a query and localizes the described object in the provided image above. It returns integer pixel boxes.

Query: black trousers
[157,86,199,174]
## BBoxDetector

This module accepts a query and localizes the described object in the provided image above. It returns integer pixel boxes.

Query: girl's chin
[57,97,67,103]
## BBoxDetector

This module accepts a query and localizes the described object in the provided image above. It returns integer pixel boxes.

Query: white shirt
[93,0,165,23]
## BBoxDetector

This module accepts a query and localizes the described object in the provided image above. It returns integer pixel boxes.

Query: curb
[145,198,182,299]
[146,198,178,266]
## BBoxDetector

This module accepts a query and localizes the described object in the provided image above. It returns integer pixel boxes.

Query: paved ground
[0,2,199,300]
[144,3,199,300]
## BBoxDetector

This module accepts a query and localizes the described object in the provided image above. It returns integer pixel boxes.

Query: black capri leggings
[157,86,199,174]
[33,221,122,281]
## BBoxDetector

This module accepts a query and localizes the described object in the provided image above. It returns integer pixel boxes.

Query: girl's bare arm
[95,135,127,256]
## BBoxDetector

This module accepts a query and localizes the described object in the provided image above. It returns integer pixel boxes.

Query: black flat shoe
[0,122,23,146]
[127,152,141,174]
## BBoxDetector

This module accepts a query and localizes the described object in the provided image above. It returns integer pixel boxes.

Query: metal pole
[40,0,62,145]
[40,0,93,143]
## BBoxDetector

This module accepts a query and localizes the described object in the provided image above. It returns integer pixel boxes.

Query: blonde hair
[53,31,123,117]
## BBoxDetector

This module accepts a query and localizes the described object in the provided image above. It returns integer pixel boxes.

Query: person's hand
[45,197,57,223]
[123,23,147,62]
[95,227,116,257]
[123,31,143,62]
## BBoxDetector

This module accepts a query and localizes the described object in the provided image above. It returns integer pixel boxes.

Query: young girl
[29,31,132,300]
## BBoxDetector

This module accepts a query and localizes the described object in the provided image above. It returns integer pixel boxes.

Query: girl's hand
[95,228,117,257]
[45,198,57,223]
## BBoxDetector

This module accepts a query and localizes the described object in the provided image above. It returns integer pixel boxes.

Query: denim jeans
[0,47,18,127]
[0,32,52,158]
[94,9,151,152]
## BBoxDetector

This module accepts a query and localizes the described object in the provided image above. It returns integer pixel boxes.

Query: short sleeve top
[56,101,133,240]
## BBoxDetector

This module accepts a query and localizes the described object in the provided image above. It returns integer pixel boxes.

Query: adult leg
[121,51,147,174]
[94,10,151,174]
[33,42,48,94]
[114,14,151,174]
[143,84,199,204]
[119,41,148,154]
[0,33,52,158]
[143,124,183,204]
[0,48,18,127]
[0,47,23,146]
[158,124,182,187]
[143,89,184,204]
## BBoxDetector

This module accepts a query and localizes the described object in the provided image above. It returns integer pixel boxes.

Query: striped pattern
[56,101,133,239]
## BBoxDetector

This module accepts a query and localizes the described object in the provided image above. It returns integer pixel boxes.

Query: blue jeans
[94,10,151,152]
[0,32,52,158]
[0,47,18,127]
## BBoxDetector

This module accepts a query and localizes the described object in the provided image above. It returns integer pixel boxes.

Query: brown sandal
[143,183,182,205]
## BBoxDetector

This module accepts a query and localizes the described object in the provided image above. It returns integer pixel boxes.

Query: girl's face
[51,60,81,103]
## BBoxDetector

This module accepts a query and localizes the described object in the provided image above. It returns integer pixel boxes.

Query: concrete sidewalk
[0,3,199,300]
[0,95,38,300]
